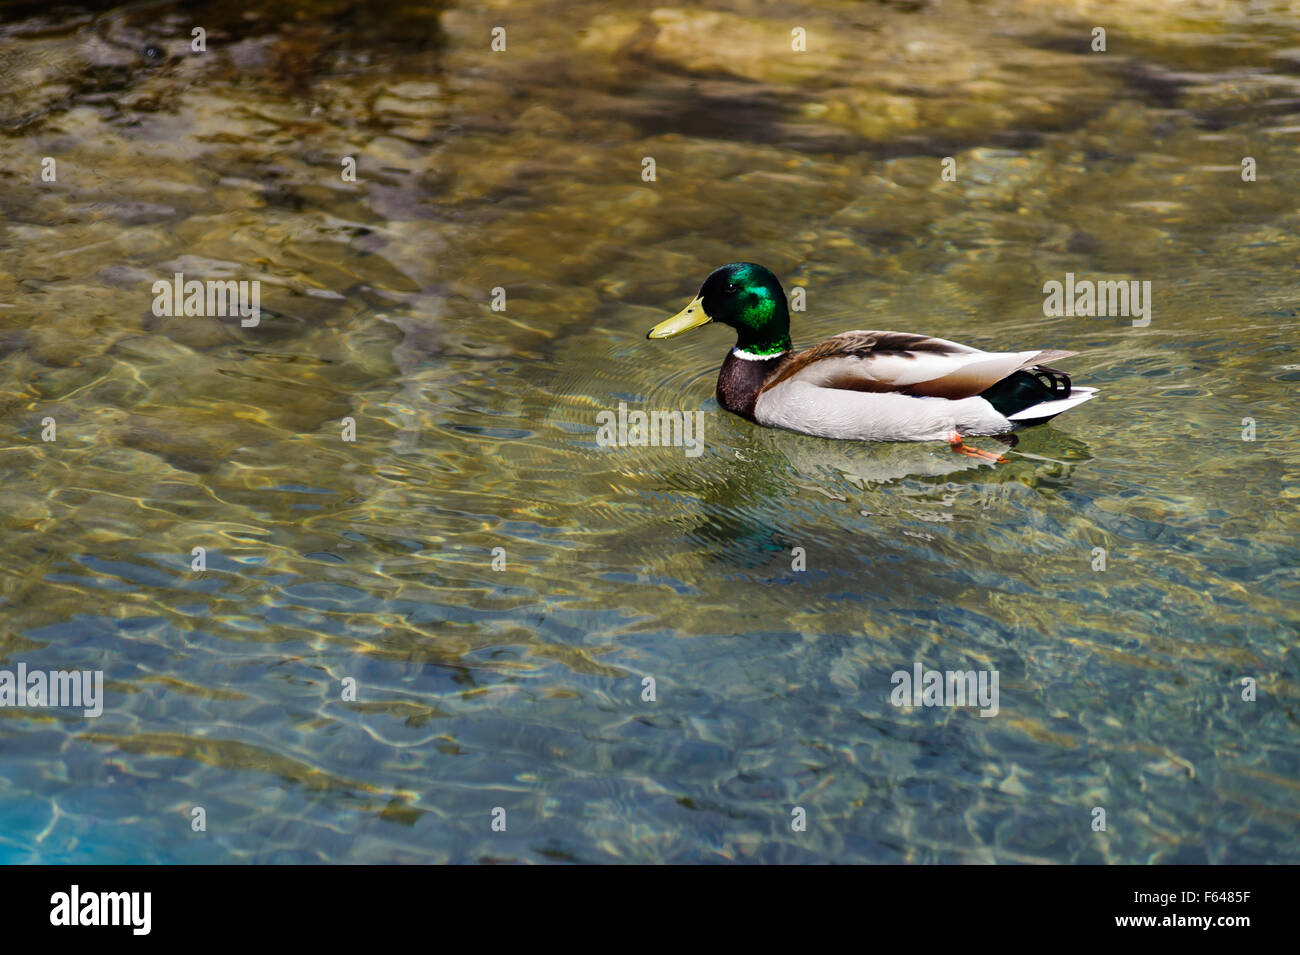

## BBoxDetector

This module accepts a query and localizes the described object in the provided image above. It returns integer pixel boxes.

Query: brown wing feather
[760,331,969,395]
[760,332,1079,400]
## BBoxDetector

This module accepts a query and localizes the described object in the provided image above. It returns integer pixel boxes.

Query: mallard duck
[647,263,1095,459]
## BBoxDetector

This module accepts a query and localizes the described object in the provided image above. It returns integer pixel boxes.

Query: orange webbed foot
[947,431,1008,463]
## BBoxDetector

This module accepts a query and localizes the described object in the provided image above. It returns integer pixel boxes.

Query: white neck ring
[732,347,787,361]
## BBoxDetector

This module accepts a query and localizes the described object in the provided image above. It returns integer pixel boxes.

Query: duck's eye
[724,283,739,294]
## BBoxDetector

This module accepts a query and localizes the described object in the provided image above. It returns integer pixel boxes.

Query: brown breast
[716,351,787,420]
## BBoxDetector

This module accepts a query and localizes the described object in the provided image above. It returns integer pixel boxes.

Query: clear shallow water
[0,0,1297,863]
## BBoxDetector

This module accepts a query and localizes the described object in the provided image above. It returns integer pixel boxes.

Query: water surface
[0,0,1297,863]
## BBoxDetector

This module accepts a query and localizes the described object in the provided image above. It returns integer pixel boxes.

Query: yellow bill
[647,295,712,339]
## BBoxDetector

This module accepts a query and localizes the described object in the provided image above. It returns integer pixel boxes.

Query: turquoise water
[0,0,1297,863]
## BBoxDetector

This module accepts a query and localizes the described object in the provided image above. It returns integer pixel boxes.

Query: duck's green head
[647,262,792,356]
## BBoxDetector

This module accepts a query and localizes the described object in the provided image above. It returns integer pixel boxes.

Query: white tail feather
[1006,388,1097,422]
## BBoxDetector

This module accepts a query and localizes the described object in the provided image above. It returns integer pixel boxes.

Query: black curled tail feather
[979,364,1072,418]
